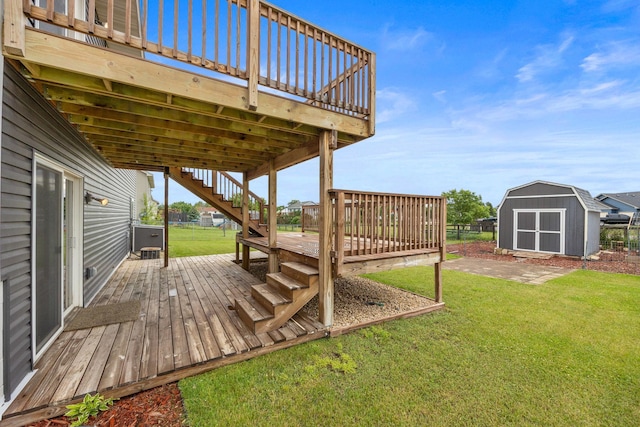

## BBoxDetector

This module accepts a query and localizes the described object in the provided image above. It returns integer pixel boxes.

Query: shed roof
[501,180,601,212]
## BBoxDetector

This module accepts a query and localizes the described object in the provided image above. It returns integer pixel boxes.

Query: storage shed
[497,181,601,257]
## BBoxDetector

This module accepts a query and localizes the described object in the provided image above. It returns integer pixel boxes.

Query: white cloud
[581,41,640,72]
[516,34,575,82]
[376,88,416,123]
[380,25,433,52]
[432,90,447,103]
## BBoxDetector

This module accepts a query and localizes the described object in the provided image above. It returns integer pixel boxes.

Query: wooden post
[318,129,336,326]
[241,172,250,270]
[268,160,278,273]
[367,53,376,135]
[434,197,446,303]
[246,0,260,110]
[334,191,345,275]
[164,167,169,268]
[4,0,26,57]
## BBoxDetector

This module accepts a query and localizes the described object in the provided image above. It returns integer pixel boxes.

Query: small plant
[65,393,116,427]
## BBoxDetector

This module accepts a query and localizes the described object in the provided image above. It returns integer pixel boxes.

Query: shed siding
[499,195,586,256]
[509,182,574,197]
[1,63,135,398]
[586,211,601,255]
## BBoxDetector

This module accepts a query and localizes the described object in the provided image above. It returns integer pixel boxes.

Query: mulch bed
[27,384,184,427]
[29,241,639,426]
[449,241,640,275]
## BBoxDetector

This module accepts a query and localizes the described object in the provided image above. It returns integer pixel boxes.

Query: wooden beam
[62,105,300,151]
[3,0,26,56]
[247,140,319,180]
[34,70,361,144]
[242,172,250,271]
[47,90,315,146]
[268,160,278,273]
[318,129,336,327]
[14,29,371,137]
[20,61,41,77]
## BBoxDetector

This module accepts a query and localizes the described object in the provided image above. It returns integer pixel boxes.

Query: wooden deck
[239,232,443,276]
[1,254,326,427]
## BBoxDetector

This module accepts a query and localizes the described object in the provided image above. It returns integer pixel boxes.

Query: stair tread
[267,272,305,290]
[235,297,273,322]
[253,283,291,306]
[281,262,319,276]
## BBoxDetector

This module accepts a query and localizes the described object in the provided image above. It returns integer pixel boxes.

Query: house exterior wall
[596,197,635,214]
[498,190,586,257]
[0,62,135,400]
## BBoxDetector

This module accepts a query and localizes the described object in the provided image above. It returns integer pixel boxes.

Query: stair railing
[182,167,265,224]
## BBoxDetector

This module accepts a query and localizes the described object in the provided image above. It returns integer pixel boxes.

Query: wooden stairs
[168,167,268,236]
[236,262,319,333]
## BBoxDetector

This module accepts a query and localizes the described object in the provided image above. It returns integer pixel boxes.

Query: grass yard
[166,224,305,257]
[180,268,640,426]
[166,225,238,257]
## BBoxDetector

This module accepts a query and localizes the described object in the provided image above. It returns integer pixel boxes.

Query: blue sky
[152,0,640,207]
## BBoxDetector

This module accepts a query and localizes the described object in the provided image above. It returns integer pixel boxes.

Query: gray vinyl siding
[1,62,135,398]
[586,211,601,255]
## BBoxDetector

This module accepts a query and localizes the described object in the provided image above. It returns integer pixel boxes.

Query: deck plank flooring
[2,254,326,427]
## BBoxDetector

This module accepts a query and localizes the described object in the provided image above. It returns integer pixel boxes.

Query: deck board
[1,253,327,426]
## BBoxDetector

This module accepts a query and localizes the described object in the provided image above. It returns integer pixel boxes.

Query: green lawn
[166,224,305,257]
[166,225,238,257]
[180,268,640,426]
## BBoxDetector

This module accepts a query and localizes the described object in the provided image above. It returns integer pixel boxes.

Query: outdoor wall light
[85,192,109,206]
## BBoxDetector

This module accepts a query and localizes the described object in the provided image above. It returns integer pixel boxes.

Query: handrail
[182,168,265,224]
[301,204,320,232]
[329,190,446,259]
[18,0,374,119]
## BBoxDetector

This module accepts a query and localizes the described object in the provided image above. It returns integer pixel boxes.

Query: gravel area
[449,241,640,275]
[249,261,438,329]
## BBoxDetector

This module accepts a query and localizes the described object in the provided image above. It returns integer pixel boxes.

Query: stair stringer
[168,167,268,236]
[235,262,319,333]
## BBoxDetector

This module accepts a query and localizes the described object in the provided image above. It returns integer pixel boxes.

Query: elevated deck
[3,0,375,176]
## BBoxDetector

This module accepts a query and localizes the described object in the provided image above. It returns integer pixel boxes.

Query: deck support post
[268,160,279,273]
[246,0,260,110]
[318,129,337,327]
[163,167,169,268]
[4,0,26,56]
[242,172,251,270]
[434,198,446,303]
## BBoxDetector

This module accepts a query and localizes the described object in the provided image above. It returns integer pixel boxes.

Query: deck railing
[14,0,374,119]
[182,167,265,223]
[303,190,446,260]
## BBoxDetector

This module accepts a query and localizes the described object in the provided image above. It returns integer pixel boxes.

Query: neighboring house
[198,207,226,227]
[497,181,601,257]
[134,171,157,223]
[0,60,137,402]
[280,201,317,215]
[595,192,640,217]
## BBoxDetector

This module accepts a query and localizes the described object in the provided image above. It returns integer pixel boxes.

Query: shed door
[513,209,565,254]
